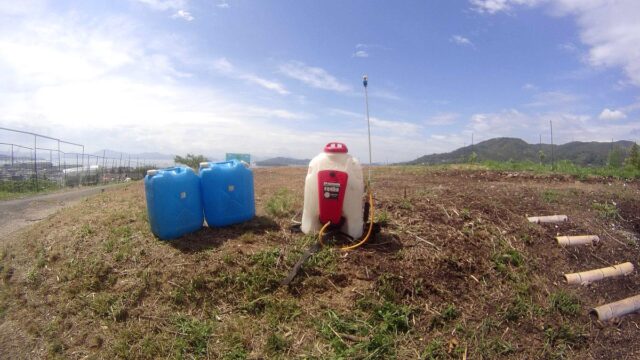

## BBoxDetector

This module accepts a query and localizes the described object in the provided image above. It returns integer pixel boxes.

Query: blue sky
[0,0,638,162]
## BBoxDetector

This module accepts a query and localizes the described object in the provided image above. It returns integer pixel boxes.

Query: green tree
[538,150,546,165]
[468,151,478,164]
[607,148,623,168]
[625,143,640,169]
[174,154,209,169]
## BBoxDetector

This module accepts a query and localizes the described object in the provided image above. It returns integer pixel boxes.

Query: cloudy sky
[0,0,639,162]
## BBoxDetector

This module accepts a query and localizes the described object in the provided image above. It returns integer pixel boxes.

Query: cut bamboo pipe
[556,235,600,246]
[564,262,634,285]
[527,215,568,224]
[591,294,640,321]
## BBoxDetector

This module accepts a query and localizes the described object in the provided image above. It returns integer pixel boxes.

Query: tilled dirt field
[0,166,639,359]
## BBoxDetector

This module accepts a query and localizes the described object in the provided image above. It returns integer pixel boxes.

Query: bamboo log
[564,262,634,285]
[556,235,600,247]
[527,215,568,224]
[591,294,640,321]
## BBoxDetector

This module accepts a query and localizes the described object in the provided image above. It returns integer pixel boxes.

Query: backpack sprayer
[282,76,375,285]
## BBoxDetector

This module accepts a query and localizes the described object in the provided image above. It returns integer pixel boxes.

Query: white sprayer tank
[301,142,365,239]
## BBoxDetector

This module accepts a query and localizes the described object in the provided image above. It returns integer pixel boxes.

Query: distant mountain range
[255,157,310,167]
[406,137,635,166]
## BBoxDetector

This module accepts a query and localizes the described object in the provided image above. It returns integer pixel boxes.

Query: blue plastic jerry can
[144,166,203,240]
[199,160,255,227]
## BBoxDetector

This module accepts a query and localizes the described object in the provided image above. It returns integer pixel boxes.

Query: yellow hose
[341,190,374,251]
[318,221,332,247]
[316,190,375,251]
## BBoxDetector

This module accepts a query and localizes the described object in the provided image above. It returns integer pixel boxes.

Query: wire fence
[0,126,158,194]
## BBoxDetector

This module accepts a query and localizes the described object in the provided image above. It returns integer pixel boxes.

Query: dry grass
[0,166,639,359]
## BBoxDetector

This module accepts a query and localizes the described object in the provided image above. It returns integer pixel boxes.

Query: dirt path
[0,184,125,242]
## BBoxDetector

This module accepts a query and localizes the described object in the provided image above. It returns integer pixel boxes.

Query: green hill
[407,137,634,166]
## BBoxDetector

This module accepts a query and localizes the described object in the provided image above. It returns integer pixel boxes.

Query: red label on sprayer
[317,170,348,225]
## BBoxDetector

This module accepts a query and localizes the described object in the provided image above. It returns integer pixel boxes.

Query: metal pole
[102,150,106,184]
[57,140,61,184]
[11,144,14,166]
[550,120,554,170]
[33,135,38,191]
[76,153,79,186]
[363,75,372,184]
[539,134,542,165]
[80,145,85,186]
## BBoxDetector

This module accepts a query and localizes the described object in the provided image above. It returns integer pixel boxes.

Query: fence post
[33,134,38,191]
[57,140,61,185]
[76,153,79,187]
[80,145,85,186]
[102,150,106,184]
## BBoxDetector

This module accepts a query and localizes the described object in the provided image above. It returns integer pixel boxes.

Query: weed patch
[492,248,524,274]
[265,189,295,218]
[173,316,214,358]
[542,189,560,203]
[549,291,581,316]
[591,201,620,220]
[319,298,412,359]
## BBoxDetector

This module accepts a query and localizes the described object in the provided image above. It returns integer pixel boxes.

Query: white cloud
[369,117,422,136]
[328,108,362,118]
[557,42,577,52]
[450,35,474,47]
[525,90,581,108]
[212,57,233,73]
[0,0,46,15]
[134,0,187,11]
[469,109,528,134]
[463,107,640,144]
[279,61,351,93]
[0,4,427,163]
[171,10,194,21]
[352,43,389,57]
[599,108,627,121]
[217,2,230,8]
[522,83,537,90]
[353,50,369,58]
[0,11,318,158]
[212,57,289,95]
[554,0,640,86]
[470,0,543,14]
[369,88,402,101]
[471,0,640,87]
[426,113,459,126]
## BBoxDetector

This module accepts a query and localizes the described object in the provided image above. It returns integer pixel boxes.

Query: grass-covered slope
[1,167,639,359]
